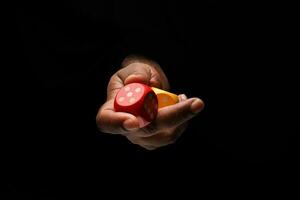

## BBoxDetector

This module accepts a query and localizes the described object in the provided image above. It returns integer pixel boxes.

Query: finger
[107,64,154,100]
[118,63,163,88]
[96,100,140,134]
[155,97,204,129]
[142,145,157,151]
[137,123,188,148]
[125,135,158,150]
[107,75,125,100]
[121,56,170,89]
[108,63,168,101]
[118,63,152,85]
[178,94,188,102]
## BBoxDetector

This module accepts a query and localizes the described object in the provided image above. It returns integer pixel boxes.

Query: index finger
[96,100,140,134]
[148,97,204,130]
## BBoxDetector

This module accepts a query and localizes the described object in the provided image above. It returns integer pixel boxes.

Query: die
[151,87,179,109]
[114,83,158,127]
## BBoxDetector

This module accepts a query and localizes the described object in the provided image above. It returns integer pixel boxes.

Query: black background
[3,0,298,198]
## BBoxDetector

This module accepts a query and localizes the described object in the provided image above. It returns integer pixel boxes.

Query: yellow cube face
[156,93,177,108]
[152,87,179,109]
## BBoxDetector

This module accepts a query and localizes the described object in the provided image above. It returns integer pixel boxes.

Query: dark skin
[96,56,204,150]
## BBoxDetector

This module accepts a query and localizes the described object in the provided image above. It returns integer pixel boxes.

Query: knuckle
[143,145,157,151]
[96,113,101,125]
[166,135,178,144]
[165,131,181,144]
[127,136,140,145]
[142,123,158,135]
[109,74,119,85]
[96,112,108,133]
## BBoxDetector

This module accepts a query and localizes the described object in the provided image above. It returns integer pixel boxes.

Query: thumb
[107,63,154,100]
[123,65,152,85]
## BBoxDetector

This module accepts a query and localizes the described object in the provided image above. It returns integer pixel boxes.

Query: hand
[96,56,204,150]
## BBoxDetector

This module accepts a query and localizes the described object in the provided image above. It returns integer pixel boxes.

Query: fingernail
[179,94,188,101]
[123,119,139,131]
[190,99,204,114]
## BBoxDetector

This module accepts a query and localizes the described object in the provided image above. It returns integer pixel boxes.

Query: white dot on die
[127,92,133,97]
[129,97,136,103]
[118,97,125,102]
[135,88,141,93]
[125,87,131,92]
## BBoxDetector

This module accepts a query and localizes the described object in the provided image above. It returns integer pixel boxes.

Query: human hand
[96,56,204,150]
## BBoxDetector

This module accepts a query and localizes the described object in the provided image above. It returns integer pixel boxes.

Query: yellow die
[151,87,179,109]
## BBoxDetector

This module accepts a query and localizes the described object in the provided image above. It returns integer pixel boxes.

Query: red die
[114,83,158,127]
